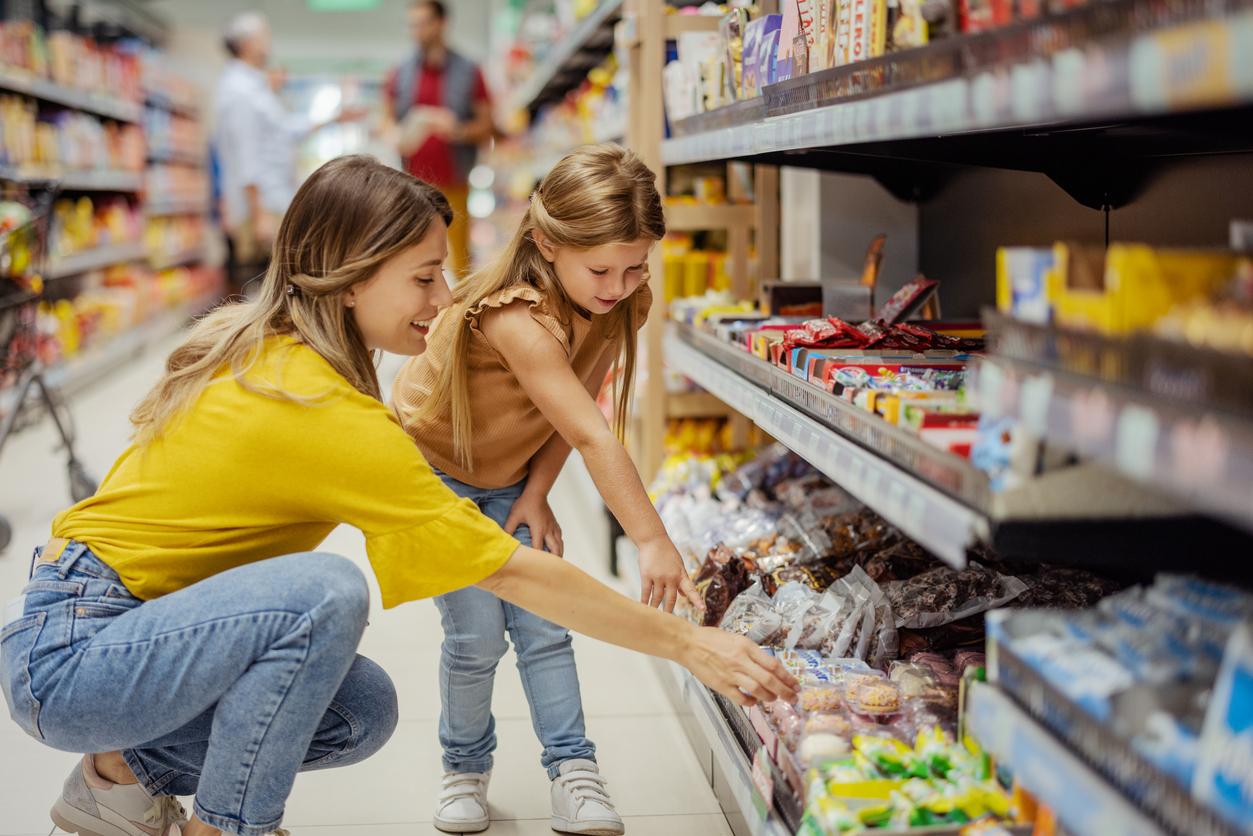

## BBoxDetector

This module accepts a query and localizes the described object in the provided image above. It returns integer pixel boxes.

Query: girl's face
[347,221,451,355]
[535,234,651,315]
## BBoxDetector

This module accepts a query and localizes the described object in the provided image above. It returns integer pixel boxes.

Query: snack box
[787,346,968,378]
[997,247,1059,324]
[814,358,968,393]
[759,278,875,320]
[874,275,940,324]
[749,703,780,759]
[1053,242,1241,335]
[874,391,965,426]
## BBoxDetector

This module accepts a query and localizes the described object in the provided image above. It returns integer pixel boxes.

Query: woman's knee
[338,656,398,762]
[290,553,370,630]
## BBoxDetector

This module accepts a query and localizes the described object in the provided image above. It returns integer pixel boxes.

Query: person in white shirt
[213,12,359,291]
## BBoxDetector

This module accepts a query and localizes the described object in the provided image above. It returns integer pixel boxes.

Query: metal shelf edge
[660,9,1253,167]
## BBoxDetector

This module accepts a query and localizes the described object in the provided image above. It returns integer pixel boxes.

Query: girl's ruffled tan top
[392,280,651,488]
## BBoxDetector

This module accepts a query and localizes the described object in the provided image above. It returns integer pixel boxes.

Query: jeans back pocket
[1,611,48,741]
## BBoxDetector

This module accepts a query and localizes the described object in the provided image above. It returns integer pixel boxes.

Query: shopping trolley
[0,186,98,552]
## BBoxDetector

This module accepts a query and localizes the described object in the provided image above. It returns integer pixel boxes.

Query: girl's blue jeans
[433,470,595,780]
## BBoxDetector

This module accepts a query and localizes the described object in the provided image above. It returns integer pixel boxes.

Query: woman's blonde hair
[413,143,665,471]
[131,155,452,445]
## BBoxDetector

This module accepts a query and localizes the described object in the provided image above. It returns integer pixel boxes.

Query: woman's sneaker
[550,759,624,836]
[50,754,187,836]
[434,771,491,834]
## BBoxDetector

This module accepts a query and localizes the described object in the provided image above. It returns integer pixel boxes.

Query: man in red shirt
[382,0,493,279]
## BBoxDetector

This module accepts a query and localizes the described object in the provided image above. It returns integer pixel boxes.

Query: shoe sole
[51,800,140,836]
[550,815,625,835]
[433,814,490,834]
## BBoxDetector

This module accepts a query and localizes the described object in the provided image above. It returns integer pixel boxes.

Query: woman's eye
[415,276,435,285]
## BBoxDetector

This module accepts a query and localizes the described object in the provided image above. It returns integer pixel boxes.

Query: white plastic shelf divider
[661,10,1253,166]
[0,66,142,123]
[46,242,147,280]
[664,325,978,566]
[508,0,623,115]
[976,357,1253,534]
[966,682,1166,836]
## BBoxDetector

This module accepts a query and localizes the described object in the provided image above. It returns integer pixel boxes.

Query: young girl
[393,144,701,836]
[1,156,795,836]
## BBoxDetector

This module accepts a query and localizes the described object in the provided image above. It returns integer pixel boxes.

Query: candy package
[885,562,1028,629]
[719,581,787,645]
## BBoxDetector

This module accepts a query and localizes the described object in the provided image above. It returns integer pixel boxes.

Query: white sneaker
[50,754,187,836]
[550,759,624,836]
[434,771,491,834]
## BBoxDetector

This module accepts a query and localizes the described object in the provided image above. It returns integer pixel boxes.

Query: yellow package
[1053,242,1240,334]
[683,252,711,298]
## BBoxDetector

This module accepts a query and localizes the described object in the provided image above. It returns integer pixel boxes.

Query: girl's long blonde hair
[414,143,666,471]
[131,155,452,445]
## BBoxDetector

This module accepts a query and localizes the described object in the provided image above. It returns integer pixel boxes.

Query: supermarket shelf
[665,323,980,566]
[0,65,142,123]
[144,92,201,119]
[664,13,722,38]
[509,0,623,116]
[46,242,147,280]
[978,351,1253,534]
[150,247,207,271]
[986,620,1239,836]
[0,293,220,419]
[147,149,207,167]
[664,202,756,232]
[145,198,210,217]
[667,391,732,418]
[0,167,142,192]
[659,2,1253,206]
[966,681,1166,836]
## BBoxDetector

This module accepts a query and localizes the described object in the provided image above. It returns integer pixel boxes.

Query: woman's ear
[532,230,557,263]
[344,291,357,309]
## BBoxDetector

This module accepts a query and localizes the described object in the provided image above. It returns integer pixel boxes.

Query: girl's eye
[415,276,436,285]
[627,265,644,273]
[590,268,609,276]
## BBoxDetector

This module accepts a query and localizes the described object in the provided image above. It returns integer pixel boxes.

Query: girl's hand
[639,539,703,614]
[504,492,564,556]
[680,627,799,707]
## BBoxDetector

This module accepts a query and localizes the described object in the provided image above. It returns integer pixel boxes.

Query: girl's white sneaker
[550,759,624,836]
[434,771,491,834]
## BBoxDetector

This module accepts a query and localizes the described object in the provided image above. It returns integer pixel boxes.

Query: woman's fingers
[679,574,704,611]
[661,585,678,614]
[739,655,799,703]
[640,580,654,607]
[545,530,564,557]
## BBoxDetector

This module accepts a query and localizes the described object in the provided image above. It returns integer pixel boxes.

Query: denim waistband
[30,540,118,583]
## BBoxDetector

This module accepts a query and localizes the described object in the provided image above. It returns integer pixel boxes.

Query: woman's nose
[434,274,453,309]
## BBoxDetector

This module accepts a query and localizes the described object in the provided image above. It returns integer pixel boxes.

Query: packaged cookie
[799,683,844,714]
[846,677,902,717]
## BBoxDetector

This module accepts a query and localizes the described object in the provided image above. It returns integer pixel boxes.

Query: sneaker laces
[560,768,614,812]
[143,796,187,826]
[440,773,487,805]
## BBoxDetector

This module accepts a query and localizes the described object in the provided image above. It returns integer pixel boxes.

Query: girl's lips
[594,297,620,308]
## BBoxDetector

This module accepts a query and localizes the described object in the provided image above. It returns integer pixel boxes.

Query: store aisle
[0,339,732,836]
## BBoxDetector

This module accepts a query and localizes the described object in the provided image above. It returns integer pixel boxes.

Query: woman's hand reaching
[679,627,799,707]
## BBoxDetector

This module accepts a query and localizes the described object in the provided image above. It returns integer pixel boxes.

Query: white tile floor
[0,337,731,835]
